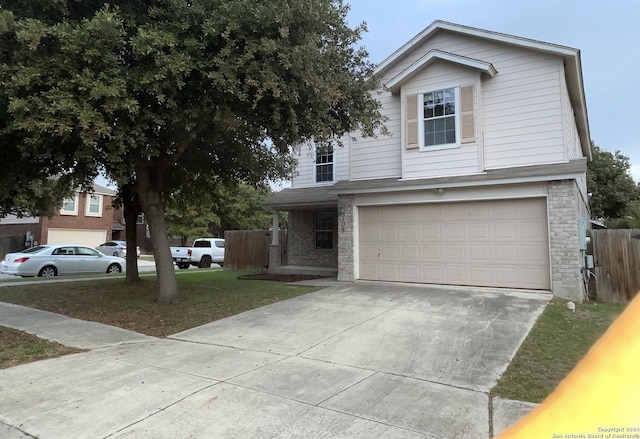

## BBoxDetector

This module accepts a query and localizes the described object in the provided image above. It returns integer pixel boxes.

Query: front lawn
[491,298,626,403]
[0,270,318,338]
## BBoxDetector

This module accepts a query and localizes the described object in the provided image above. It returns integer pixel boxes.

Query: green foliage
[164,183,276,243]
[587,142,640,222]
[1,0,385,299]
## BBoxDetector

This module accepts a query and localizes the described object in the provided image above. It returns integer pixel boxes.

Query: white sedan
[95,240,141,258]
[1,244,125,278]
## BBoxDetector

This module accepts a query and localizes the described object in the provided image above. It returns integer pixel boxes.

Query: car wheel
[106,263,122,274]
[38,266,57,277]
[177,262,190,270]
[198,256,211,268]
[218,262,224,268]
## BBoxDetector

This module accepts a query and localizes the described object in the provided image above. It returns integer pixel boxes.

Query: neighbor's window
[136,213,145,224]
[314,211,334,249]
[315,146,334,183]
[60,194,79,215]
[85,194,102,217]
[422,87,457,147]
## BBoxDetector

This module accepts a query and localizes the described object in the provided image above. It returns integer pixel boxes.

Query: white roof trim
[385,50,496,93]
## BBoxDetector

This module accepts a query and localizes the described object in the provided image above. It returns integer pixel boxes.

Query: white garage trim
[47,229,107,247]
[357,198,550,290]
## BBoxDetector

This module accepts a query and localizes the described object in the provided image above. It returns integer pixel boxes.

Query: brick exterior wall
[337,195,355,281]
[548,180,585,301]
[41,193,114,243]
[287,209,338,268]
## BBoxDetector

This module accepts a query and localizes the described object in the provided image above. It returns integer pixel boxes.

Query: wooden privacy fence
[592,229,640,303]
[0,235,23,259]
[224,230,288,271]
[224,230,270,271]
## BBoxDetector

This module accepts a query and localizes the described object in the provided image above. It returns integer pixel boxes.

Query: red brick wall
[42,193,114,243]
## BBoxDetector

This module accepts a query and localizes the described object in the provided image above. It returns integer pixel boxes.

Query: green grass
[0,270,319,338]
[0,326,83,369]
[491,298,626,403]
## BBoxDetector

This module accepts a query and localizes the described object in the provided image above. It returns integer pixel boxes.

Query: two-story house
[264,21,591,301]
[0,184,117,249]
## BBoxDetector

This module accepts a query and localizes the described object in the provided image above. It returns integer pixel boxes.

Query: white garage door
[47,229,107,247]
[359,198,550,290]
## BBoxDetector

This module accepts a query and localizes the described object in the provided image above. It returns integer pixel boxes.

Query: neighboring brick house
[265,21,592,301]
[0,184,117,249]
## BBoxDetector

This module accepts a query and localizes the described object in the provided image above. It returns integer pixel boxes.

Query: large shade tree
[587,143,640,223]
[1,0,385,302]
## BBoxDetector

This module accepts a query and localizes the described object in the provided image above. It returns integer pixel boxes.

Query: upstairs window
[60,194,79,215]
[315,146,334,183]
[405,85,475,151]
[422,87,457,147]
[85,194,102,217]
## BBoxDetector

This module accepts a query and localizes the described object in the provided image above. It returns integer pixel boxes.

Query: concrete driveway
[0,282,548,438]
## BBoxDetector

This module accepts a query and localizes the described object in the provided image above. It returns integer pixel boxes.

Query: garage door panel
[493,245,518,262]
[444,223,465,239]
[493,223,518,240]
[445,265,467,283]
[360,225,381,241]
[468,266,492,284]
[401,245,420,260]
[468,223,491,240]
[422,244,443,260]
[400,224,421,240]
[445,245,465,260]
[359,198,550,290]
[48,229,107,247]
[468,245,491,261]
[401,265,420,282]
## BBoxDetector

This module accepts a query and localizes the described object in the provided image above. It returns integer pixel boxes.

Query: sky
[345,0,640,182]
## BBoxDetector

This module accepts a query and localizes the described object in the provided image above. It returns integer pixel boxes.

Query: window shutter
[460,85,475,144]
[405,94,419,150]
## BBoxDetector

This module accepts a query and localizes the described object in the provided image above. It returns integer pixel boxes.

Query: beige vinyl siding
[349,91,402,180]
[561,68,582,160]
[291,144,316,187]
[380,32,566,172]
[480,55,565,167]
[291,136,350,188]
[401,62,481,179]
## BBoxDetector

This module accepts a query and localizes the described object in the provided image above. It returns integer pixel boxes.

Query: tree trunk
[135,163,180,303]
[123,185,141,283]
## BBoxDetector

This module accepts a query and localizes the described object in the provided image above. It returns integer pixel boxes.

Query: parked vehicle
[96,240,141,258]
[170,238,225,269]
[1,244,125,277]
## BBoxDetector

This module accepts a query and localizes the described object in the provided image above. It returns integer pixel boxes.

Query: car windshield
[21,245,48,254]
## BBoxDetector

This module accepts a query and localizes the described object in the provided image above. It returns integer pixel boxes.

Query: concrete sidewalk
[0,283,544,438]
[0,302,156,349]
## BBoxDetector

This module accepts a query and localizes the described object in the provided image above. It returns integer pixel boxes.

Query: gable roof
[386,50,497,93]
[375,20,591,160]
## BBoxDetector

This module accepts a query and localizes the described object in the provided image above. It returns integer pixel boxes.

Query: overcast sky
[345,0,640,182]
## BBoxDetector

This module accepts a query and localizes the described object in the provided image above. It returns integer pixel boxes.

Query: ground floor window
[314,211,334,249]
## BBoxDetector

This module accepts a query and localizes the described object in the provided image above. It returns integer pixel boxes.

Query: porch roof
[263,186,338,210]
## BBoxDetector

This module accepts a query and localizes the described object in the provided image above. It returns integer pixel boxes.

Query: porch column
[271,210,279,245]
[269,209,282,271]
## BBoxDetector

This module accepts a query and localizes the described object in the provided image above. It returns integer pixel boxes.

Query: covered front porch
[264,186,340,277]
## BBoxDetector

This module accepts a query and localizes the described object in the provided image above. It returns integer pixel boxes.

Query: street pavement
[0,281,546,438]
